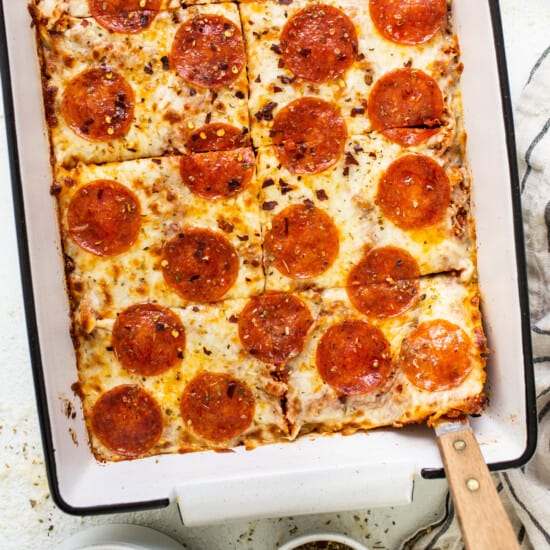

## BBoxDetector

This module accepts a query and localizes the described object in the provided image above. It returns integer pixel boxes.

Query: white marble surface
[1,1,549,548]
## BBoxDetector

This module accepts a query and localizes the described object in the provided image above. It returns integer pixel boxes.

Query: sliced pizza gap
[55,152,264,329]
[256,134,475,294]
[33,2,250,167]
[240,0,460,149]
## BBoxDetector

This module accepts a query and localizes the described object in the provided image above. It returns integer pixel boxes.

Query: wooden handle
[437,426,519,550]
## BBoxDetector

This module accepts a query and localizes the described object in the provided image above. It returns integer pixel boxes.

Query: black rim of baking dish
[0,0,537,512]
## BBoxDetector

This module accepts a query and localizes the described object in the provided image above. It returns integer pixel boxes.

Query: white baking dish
[0,0,536,523]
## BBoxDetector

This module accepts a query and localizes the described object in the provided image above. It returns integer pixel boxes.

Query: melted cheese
[257,134,474,293]
[33,0,488,461]
[56,154,264,331]
[78,299,288,461]
[285,277,486,436]
[240,0,461,147]
[31,1,200,26]
[37,4,249,167]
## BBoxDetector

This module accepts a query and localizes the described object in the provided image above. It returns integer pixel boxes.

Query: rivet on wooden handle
[437,427,519,550]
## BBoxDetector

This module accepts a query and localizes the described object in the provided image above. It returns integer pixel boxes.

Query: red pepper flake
[255,74,262,83]
[303,198,315,209]
[262,178,275,188]
[278,58,285,69]
[161,56,170,70]
[228,314,239,323]
[235,90,245,99]
[262,200,278,211]
[350,106,365,117]
[203,347,212,356]
[270,43,282,55]
[404,59,413,68]
[205,112,212,124]
[144,61,153,75]
[217,218,234,233]
[237,234,249,242]
[279,178,293,195]
[354,144,365,153]
[226,380,237,397]
[189,87,197,96]
[278,0,293,4]
[278,75,295,85]
[345,152,359,166]
[343,166,350,177]
[273,86,283,93]
[255,101,278,122]
[316,189,328,201]
[50,183,62,196]
[357,52,365,61]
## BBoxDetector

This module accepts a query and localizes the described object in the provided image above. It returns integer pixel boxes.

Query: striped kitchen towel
[401,46,550,550]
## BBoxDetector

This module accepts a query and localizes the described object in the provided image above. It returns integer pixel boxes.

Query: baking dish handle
[175,462,414,526]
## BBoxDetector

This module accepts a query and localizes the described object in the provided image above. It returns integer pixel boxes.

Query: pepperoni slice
[88,0,161,33]
[67,180,141,256]
[187,123,250,153]
[91,385,163,457]
[162,228,239,302]
[179,148,255,200]
[271,97,347,174]
[368,68,444,141]
[369,0,447,45]
[171,15,245,89]
[180,372,255,442]
[398,319,473,391]
[111,304,185,376]
[376,154,450,230]
[316,320,391,395]
[62,68,135,141]
[347,246,420,318]
[238,293,313,364]
[280,5,358,83]
[264,203,339,279]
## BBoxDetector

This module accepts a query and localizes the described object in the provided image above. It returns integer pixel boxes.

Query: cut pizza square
[35,2,250,167]
[55,152,264,330]
[283,277,487,438]
[240,0,461,148]
[30,1,216,25]
[257,134,475,293]
[74,298,288,461]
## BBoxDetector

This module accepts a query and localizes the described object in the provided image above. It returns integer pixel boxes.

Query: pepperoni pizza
[32,0,488,462]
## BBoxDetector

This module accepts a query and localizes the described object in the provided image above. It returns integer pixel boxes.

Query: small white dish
[278,533,369,550]
[58,524,183,550]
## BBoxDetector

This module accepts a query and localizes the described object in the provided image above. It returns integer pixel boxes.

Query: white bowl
[58,524,183,550]
[278,533,369,550]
